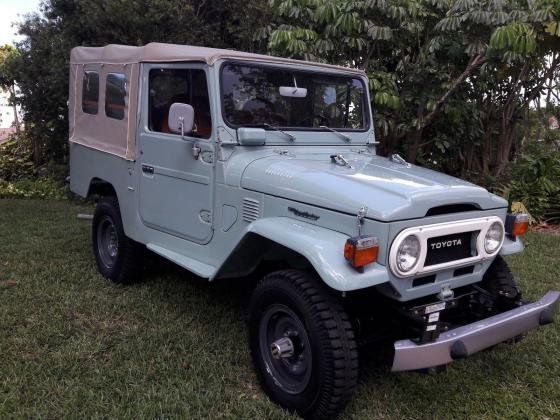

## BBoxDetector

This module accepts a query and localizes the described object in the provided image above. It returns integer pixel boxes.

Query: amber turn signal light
[344,235,379,268]
[505,213,529,236]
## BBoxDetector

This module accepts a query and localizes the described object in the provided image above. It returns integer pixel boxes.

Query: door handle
[192,142,201,160]
[141,164,154,175]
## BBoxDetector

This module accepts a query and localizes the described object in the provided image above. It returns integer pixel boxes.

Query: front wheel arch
[214,217,391,291]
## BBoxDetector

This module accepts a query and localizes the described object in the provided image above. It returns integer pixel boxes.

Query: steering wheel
[244,97,287,126]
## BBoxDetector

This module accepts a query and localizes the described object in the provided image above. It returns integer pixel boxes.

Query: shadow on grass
[141,251,399,371]
[136,250,560,418]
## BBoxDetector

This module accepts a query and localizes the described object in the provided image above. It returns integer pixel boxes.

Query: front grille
[424,231,477,266]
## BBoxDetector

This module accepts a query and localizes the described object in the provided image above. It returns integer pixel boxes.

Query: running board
[146,243,216,279]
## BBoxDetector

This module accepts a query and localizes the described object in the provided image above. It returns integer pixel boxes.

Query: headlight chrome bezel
[396,234,421,273]
[389,217,505,278]
[484,221,504,254]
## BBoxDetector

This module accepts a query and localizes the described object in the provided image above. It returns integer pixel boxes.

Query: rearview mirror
[168,103,194,136]
[279,86,307,98]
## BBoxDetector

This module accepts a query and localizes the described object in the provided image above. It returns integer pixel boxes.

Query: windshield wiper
[262,123,296,142]
[242,123,296,141]
[319,125,351,142]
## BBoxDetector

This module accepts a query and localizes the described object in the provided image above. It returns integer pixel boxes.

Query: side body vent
[242,198,261,222]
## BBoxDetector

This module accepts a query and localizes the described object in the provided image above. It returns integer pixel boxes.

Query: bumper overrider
[392,291,560,372]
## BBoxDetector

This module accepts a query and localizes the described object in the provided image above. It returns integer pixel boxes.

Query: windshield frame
[218,60,371,133]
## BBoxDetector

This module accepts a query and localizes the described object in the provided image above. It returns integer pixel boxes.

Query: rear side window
[82,71,99,114]
[105,73,126,120]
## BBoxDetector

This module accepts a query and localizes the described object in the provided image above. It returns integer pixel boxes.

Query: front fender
[499,235,524,256]
[246,217,390,291]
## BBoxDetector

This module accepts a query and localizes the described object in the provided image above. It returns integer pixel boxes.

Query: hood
[240,152,507,221]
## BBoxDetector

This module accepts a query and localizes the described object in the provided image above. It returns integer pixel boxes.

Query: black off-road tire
[480,256,525,343]
[92,196,143,284]
[480,255,521,303]
[248,270,358,419]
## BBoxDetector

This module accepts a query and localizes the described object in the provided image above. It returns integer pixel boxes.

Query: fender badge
[288,207,320,221]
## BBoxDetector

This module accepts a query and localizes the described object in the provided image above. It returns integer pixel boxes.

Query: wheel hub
[271,336,295,359]
[259,304,312,394]
[97,216,119,269]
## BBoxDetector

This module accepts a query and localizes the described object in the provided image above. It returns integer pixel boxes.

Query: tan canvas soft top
[69,43,365,161]
[70,42,366,75]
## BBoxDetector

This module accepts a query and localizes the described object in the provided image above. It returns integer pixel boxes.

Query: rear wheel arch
[86,178,137,239]
[87,177,117,199]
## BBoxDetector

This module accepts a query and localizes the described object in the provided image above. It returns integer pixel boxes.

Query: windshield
[221,63,368,130]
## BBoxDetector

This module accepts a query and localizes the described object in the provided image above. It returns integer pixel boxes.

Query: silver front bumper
[392,291,560,372]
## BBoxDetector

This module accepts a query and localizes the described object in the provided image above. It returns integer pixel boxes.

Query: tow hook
[437,284,454,301]
[271,337,295,359]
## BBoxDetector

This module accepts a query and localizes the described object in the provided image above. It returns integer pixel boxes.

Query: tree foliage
[260,0,560,176]
[11,0,268,164]
[4,0,560,182]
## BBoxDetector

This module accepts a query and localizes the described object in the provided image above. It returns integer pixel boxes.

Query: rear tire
[92,196,143,284]
[248,270,358,419]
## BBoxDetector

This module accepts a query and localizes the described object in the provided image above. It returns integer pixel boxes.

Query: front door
[138,64,214,244]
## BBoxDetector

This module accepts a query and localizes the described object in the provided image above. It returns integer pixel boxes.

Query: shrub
[0,177,69,200]
[500,144,560,222]
[0,133,69,200]
[0,134,36,180]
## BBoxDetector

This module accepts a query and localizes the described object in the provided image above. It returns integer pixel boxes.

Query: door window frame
[140,62,214,141]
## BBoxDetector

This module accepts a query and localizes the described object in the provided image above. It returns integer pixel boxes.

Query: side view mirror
[168,103,194,137]
[238,127,266,146]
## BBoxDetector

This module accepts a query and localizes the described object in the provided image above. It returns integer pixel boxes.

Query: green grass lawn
[1,199,559,418]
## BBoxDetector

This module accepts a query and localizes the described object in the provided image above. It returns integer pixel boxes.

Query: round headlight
[397,235,421,272]
[484,221,504,254]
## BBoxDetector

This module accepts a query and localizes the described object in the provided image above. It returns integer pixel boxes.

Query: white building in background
[0,87,21,129]
[0,87,22,142]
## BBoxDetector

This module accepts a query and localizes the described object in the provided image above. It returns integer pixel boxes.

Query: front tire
[92,196,143,284]
[248,270,358,419]
[480,255,521,304]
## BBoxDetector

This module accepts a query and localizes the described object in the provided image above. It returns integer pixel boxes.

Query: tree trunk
[481,126,491,176]
[32,133,41,165]
[9,84,20,134]
[406,129,422,162]
[495,120,516,176]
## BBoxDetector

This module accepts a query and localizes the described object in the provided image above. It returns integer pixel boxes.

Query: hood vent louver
[426,204,479,216]
[242,198,261,222]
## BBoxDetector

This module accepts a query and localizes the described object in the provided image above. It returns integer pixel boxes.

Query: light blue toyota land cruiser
[69,43,559,419]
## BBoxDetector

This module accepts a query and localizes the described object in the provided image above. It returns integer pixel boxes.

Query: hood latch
[330,154,353,169]
[389,154,411,168]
